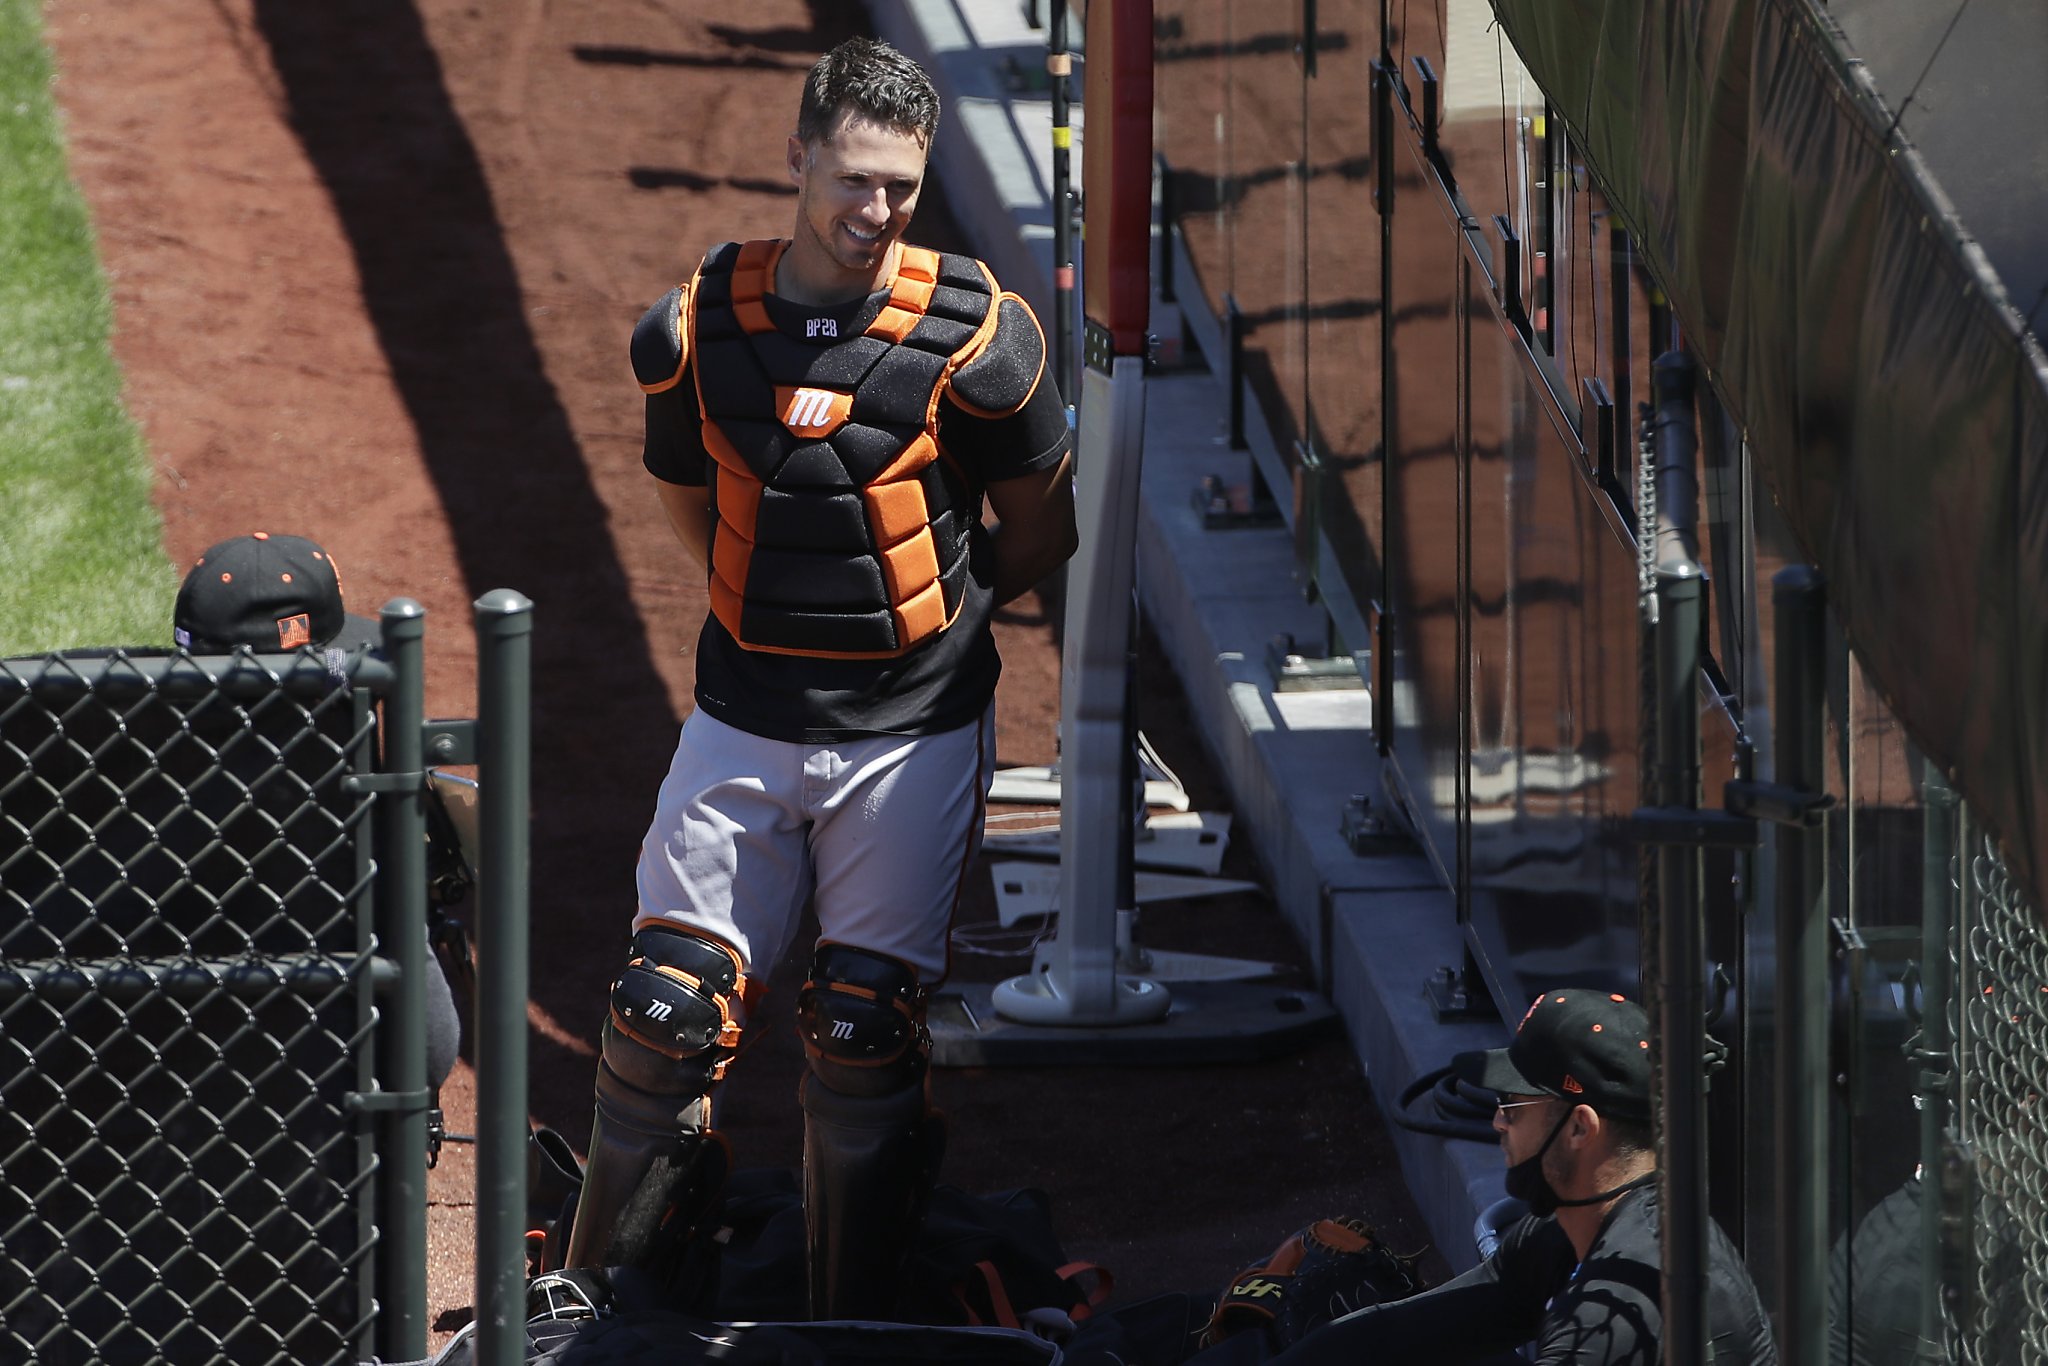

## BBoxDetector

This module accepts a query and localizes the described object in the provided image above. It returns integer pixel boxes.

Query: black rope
[1882,0,1973,144]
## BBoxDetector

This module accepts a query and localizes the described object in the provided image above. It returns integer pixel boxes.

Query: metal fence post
[1917,764,1957,1358]
[1770,566,1828,1366]
[1653,559,1708,1366]
[1645,352,1708,1366]
[474,590,533,1366]
[376,599,430,1361]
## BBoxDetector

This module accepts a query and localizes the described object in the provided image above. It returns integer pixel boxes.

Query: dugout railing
[0,592,533,1366]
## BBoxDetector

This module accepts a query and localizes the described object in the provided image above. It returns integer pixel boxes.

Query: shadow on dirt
[249,0,677,1131]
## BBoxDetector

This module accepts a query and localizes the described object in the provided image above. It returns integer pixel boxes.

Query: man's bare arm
[655,479,713,569]
[984,452,1078,606]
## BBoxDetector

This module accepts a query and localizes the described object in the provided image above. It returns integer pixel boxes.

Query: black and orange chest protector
[689,239,1002,658]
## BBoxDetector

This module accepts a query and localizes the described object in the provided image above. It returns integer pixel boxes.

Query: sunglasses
[1495,1096,1552,1120]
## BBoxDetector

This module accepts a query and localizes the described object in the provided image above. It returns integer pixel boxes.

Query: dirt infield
[44,0,1449,1343]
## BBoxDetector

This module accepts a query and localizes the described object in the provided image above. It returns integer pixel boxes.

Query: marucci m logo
[829,1020,856,1040]
[776,384,853,437]
[645,1000,674,1022]
[788,388,835,428]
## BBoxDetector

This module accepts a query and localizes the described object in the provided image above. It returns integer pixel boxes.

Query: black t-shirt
[642,277,1070,741]
[1269,1186,1778,1365]
[1827,1179,1926,1366]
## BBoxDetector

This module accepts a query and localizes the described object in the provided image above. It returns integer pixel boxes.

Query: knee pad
[601,924,749,1100]
[567,926,750,1277]
[796,942,930,1099]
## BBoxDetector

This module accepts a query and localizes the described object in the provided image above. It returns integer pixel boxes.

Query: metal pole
[992,349,1168,1025]
[376,598,429,1361]
[1771,565,1829,1366]
[1917,764,1957,1359]
[1048,0,1075,405]
[473,589,533,1366]
[1654,561,1708,1366]
[991,0,1166,1030]
[1647,353,1707,1366]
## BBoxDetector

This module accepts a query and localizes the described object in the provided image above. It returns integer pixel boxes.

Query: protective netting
[0,649,384,1365]
[1950,829,2048,1365]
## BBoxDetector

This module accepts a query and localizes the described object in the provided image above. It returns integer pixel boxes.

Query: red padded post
[1082,0,1153,357]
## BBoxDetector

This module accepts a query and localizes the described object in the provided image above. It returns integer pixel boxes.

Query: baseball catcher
[562,36,1077,1322]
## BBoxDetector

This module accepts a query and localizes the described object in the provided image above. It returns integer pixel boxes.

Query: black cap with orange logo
[174,533,379,655]
[1457,988,1655,1122]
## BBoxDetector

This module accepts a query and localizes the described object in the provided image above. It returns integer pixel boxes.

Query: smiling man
[562,38,1077,1322]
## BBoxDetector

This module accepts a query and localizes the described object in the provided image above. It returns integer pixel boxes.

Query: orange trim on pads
[862,246,941,343]
[700,422,758,479]
[888,271,936,316]
[891,579,947,651]
[729,240,787,335]
[685,262,709,413]
[865,478,931,547]
[945,290,1047,419]
[713,468,762,541]
[866,305,923,343]
[879,529,940,603]
[870,431,939,486]
[639,282,694,395]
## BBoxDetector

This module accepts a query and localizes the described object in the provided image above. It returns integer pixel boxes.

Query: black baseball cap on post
[1455,988,1654,1122]
[173,532,380,654]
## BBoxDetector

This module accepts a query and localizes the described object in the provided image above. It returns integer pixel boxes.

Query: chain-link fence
[1949,826,2048,1365]
[0,647,404,1365]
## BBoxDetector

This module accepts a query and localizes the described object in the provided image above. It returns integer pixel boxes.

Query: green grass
[0,0,174,655]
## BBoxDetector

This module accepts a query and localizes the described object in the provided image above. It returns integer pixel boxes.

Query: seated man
[1267,989,1776,1365]
[174,531,462,1089]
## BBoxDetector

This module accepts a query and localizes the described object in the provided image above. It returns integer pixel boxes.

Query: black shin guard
[796,943,940,1320]
[570,1060,729,1294]
[801,1072,944,1320]
[565,926,747,1300]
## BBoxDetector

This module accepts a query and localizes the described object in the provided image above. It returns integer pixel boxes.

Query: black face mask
[1504,1110,1574,1216]
[1504,1108,1656,1217]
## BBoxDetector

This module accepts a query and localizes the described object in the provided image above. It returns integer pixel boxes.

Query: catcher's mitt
[1200,1217,1426,1350]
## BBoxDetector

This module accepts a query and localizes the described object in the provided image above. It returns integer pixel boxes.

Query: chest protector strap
[689,240,1001,658]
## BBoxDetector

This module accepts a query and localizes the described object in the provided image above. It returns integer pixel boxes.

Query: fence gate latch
[423,718,478,765]
[345,1086,435,1117]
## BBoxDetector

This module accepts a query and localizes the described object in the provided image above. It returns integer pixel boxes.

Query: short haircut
[1603,1113,1655,1158]
[795,37,940,148]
